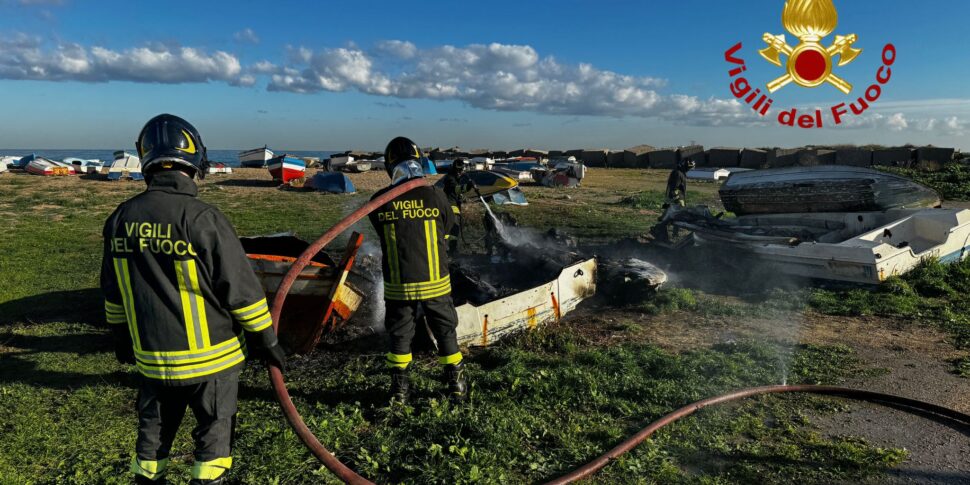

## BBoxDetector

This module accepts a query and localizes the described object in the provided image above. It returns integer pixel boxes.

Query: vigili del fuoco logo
[724,0,896,129]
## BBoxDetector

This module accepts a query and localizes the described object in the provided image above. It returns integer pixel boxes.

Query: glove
[263,341,286,372]
[248,329,286,371]
[112,325,135,365]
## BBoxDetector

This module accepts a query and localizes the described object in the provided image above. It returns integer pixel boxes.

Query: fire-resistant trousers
[133,372,238,480]
[385,295,461,359]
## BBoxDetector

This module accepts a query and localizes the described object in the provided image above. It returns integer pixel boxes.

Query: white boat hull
[455,258,597,346]
[691,209,970,284]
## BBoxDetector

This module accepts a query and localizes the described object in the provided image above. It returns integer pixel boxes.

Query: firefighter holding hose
[369,136,468,403]
[101,114,285,484]
[441,158,467,254]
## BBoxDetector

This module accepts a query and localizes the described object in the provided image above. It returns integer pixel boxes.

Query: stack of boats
[670,166,970,284]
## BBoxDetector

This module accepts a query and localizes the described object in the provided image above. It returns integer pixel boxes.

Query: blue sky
[0,0,967,151]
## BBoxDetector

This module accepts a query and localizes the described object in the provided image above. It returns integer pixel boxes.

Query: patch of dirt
[564,306,970,483]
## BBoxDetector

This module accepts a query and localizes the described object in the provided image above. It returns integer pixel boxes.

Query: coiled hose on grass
[266,178,970,484]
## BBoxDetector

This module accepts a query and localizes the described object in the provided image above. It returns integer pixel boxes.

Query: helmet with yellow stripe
[136,114,209,179]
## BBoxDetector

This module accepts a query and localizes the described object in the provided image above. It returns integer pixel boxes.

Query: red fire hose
[266,178,970,484]
[541,385,970,484]
[267,177,428,485]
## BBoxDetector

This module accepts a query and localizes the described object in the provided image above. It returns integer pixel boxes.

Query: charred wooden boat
[241,234,369,353]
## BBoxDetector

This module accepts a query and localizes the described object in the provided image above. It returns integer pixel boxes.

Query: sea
[0,149,339,167]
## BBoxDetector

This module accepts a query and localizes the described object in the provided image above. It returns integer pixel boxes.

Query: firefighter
[368,137,467,403]
[651,158,695,243]
[665,158,695,208]
[101,114,285,485]
[441,158,467,254]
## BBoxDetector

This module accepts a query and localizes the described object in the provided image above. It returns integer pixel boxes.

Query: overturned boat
[107,151,143,181]
[720,166,941,215]
[671,207,970,284]
[207,162,233,175]
[64,158,104,175]
[27,158,75,176]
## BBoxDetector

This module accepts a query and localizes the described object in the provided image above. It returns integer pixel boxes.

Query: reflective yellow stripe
[231,298,268,316]
[136,347,245,381]
[452,205,460,214]
[175,260,210,350]
[438,352,463,365]
[425,219,440,280]
[384,275,451,291]
[431,220,441,280]
[174,261,198,349]
[113,258,141,350]
[131,457,169,480]
[384,224,401,284]
[104,300,124,313]
[191,457,232,480]
[386,352,412,369]
[105,299,126,324]
[185,260,211,348]
[238,312,273,332]
[134,335,244,365]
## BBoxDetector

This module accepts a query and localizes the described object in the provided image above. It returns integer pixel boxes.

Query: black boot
[443,362,468,402]
[188,478,225,485]
[135,476,167,485]
[390,367,410,403]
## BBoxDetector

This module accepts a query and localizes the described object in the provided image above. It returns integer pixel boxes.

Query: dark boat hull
[719,166,941,215]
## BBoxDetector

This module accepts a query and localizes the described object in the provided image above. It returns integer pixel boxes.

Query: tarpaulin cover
[306,172,356,193]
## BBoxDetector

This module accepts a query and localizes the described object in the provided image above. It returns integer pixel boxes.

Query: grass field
[0,167,960,484]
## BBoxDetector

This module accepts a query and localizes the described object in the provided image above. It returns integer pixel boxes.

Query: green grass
[0,171,910,484]
[809,258,970,355]
[1,322,905,484]
[877,164,970,201]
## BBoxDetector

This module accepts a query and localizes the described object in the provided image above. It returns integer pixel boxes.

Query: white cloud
[0,37,245,84]
[233,28,259,44]
[375,40,417,59]
[263,41,748,125]
[886,112,909,131]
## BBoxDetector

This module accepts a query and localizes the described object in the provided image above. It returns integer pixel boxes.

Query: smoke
[353,240,386,333]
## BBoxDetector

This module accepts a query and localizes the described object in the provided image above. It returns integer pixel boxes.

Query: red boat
[267,155,306,184]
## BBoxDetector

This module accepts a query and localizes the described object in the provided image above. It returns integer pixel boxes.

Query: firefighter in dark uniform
[651,158,695,242]
[666,158,695,208]
[101,114,285,484]
[441,158,467,254]
[369,137,467,403]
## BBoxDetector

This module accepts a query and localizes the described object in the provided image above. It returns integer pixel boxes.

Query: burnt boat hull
[720,166,941,216]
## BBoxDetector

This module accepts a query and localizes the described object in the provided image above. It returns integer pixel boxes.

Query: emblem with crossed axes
[759,0,862,94]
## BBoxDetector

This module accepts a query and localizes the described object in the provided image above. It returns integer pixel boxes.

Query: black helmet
[383,136,423,177]
[452,158,467,174]
[679,158,696,171]
[136,114,208,178]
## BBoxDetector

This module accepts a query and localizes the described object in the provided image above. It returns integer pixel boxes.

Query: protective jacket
[101,172,275,386]
[441,170,463,214]
[369,183,456,301]
[665,169,687,206]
